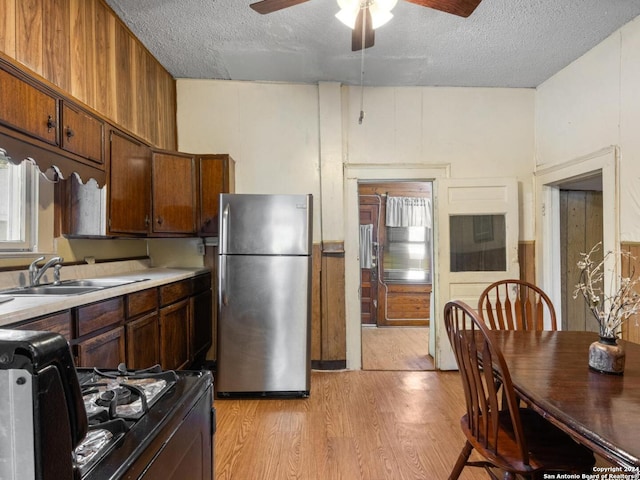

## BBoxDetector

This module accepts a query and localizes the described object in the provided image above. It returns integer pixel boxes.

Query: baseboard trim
[312,360,347,370]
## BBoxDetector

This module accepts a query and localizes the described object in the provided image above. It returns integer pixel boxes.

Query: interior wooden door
[359,202,379,325]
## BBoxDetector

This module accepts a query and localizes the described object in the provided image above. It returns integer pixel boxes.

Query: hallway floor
[362,326,434,371]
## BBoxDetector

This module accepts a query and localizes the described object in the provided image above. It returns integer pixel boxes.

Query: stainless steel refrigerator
[216,193,312,397]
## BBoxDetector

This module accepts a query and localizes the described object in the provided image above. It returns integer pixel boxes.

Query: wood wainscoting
[310,242,346,370]
[518,241,535,285]
[622,243,640,343]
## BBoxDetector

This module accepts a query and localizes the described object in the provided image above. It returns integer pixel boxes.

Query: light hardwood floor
[362,327,434,371]
[214,370,489,480]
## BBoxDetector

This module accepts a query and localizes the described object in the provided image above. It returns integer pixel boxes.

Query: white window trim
[0,158,38,252]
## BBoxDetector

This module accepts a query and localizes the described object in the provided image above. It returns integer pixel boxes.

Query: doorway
[358,181,434,371]
[559,175,603,332]
[535,147,618,329]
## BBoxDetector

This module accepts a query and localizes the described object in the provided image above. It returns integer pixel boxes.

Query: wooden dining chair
[443,300,595,480]
[478,279,557,331]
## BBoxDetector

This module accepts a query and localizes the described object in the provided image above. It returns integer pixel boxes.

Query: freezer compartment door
[217,254,311,394]
[219,194,312,256]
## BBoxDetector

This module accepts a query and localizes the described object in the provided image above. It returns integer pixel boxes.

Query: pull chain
[358,6,366,124]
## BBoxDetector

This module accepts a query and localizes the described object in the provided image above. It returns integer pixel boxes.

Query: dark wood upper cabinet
[61,101,104,165]
[152,151,197,234]
[198,154,236,236]
[0,67,58,145]
[108,129,152,235]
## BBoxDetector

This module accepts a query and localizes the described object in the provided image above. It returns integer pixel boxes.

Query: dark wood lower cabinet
[76,326,126,369]
[126,312,160,369]
[159,298,191,370]
[190,279,212,362]
[9,273,212,371]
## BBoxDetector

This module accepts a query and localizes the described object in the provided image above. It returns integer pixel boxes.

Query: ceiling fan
[249,0,483,51]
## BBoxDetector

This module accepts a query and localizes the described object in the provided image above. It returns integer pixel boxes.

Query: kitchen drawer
[127,288,158,318]
[192,273,211,295]
[14,310,73,342]
[160,279,191,306]
[77,297,125,337]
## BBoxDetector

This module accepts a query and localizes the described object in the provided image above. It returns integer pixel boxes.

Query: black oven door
[0,330,88,480]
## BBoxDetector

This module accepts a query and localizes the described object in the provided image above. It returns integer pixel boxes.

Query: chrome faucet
[29,256,64,286]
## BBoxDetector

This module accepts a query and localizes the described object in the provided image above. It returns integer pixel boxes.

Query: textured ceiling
[105,0,640,87]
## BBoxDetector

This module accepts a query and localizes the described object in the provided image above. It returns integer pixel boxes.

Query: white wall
[177,80,536,243]
[344,86,534,177]
[536,15,640,242]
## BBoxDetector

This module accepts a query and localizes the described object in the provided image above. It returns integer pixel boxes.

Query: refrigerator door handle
[220,253,228,306]
[221,202,230,254]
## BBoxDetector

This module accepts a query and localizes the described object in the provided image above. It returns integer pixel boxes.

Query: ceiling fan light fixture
[335,0,397,30]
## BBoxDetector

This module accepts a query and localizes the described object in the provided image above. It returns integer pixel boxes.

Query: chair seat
[462,408,595,476]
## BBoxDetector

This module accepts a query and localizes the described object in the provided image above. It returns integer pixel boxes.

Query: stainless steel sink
[0,278,148,296]
[0,285,104,295]
[59,278,144,288]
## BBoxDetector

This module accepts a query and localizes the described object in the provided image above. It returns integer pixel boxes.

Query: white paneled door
[434,178,520,370]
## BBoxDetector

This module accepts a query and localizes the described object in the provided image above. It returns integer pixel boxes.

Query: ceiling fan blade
[403,0,483,17]
[352,7,375,51]
[249,0,311,14]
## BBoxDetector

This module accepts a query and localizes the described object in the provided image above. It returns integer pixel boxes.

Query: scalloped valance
[0,132,105,187]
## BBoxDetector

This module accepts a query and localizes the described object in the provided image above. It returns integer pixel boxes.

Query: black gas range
[0,330,214,480]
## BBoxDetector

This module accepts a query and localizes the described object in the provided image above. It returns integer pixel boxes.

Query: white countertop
[0,267,209,328]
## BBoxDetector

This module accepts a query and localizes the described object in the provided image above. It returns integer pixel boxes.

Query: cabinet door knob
[157,216,163,225]
[66,127,75,139]
[47,115,56,131]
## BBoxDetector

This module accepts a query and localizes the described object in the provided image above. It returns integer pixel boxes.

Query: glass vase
[588,336,625,375]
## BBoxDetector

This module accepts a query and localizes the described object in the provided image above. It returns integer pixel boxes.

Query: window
[0,156,38,251]
[449,214,506,272]
[383,226,432,282]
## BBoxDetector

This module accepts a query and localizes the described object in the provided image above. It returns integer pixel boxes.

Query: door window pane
[449,214,506,272]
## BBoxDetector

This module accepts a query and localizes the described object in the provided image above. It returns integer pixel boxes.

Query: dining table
[490,330,640,472]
